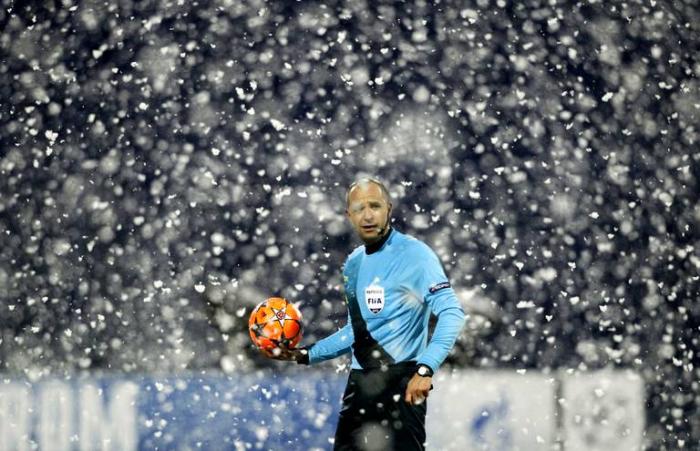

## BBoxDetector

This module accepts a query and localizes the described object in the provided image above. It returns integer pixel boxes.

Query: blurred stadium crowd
[0,0,698,448]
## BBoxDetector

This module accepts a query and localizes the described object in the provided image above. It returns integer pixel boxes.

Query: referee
[264,178,466,450]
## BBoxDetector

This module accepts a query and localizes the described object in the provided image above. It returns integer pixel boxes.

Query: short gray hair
[346,177,391,207]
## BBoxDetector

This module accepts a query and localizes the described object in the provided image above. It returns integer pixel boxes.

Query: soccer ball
[248,297,303,351]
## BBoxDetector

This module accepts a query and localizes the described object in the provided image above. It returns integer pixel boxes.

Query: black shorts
[333,362,427,451]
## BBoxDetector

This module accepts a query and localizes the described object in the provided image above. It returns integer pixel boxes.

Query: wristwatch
[416,364,434,377]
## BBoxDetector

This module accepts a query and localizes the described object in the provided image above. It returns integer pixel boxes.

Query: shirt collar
[365,227,393,255]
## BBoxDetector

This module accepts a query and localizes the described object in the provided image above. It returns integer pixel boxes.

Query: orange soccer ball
[248,297,303,351]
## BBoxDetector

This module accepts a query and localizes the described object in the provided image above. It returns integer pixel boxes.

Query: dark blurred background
[0,0,698,448]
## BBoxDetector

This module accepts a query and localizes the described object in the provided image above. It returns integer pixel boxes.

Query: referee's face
[346,182,391,245]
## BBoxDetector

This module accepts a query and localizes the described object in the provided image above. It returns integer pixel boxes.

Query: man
[264,178,466,450]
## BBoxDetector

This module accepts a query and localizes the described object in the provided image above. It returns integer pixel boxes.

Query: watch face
[418,366,429,376]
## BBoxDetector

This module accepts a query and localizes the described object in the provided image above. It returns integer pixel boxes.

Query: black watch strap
[416,364,434,377]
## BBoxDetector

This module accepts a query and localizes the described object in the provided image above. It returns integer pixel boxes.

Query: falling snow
[0,1,698,449]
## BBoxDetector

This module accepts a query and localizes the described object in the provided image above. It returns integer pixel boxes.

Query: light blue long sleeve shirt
[308,230,466,373]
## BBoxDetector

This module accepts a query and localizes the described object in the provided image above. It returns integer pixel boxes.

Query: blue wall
[0,372,348,451]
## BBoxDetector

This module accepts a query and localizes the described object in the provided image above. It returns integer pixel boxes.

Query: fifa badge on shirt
[364,283,385,314]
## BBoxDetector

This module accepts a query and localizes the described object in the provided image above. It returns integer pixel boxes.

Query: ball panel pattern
[248,297,303,351]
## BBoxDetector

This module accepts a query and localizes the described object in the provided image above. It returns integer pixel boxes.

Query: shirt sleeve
[307,255,359,364]
[307,322,354,364]
[413,243,467,373]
